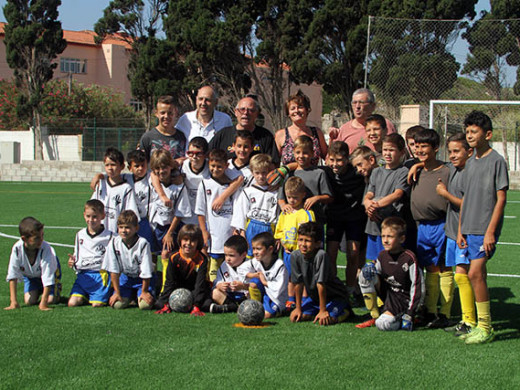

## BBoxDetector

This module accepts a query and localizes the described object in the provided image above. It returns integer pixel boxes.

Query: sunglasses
[236,107,257,114]
[186,151,205,157]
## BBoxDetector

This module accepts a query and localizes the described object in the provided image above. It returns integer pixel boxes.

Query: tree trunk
[33,108,44,160]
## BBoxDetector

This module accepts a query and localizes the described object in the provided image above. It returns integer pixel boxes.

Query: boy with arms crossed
[91,147,140,234]
[410,128,452,328]
[274,177,315,309]
[5,217,61,311]
[247,232,289,318]
[156,224,212,315]
[457,111,508,344]
[68,200,113,307]
[290,222,351,326]
[357,217,424,330]
[231,154,279,257]
[435,133,474,336]
[103,211,155,310]
[211,235,254,313]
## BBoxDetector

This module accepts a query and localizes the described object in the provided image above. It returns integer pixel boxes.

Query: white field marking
[498,242,520,246]
[507,201,520,204]
[0,224,82,230]
[504,216,517,219]
[336,265,520,278]
[0,232,74,248]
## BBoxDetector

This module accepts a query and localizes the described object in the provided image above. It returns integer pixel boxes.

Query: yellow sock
[425,271,440,315]
[454,273,476,326]
[249,286,262,302]
[160,257,169,293]
[363,292,380,319]
[439,271,454,318]
[475,301,492,332]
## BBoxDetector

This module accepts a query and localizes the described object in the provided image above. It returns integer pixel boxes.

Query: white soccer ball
[169,288,193,313]
[237,299,265,325]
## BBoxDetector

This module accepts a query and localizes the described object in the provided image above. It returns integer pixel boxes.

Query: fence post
[93,117,97,161]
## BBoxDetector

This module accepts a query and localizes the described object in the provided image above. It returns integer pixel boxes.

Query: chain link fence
[365,16,520,170]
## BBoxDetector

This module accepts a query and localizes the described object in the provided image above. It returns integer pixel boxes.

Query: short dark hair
[224,235,248,255]
[383,133,406,151]
[328,141,349,159]
[405,125,425,140]
[284,89,311,116]
[414,128,440,149]
[19,217,44,237]
[381,217,406,237]
[464,110,492,132]
[234,130,254,145]
[297,222,323,243]
[447,132,470,150]
[127,149,146,165]
[85,199,105,215]
[251,232,276,249]
[157,95,176,106]
[177,224,204,251]
[188,137,209,153]
[365,114,387,130]
[117,210,139,227]
[104,147,124,165]
[208,149,228,164]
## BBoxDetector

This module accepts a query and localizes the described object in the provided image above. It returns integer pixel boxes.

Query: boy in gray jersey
[456,111,508,344]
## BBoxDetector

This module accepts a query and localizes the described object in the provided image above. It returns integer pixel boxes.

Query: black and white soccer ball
[237,299,265,325]
[169,288,193,313]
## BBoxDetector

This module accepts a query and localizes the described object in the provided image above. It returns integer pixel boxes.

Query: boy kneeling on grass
[5,217,62,311]
[357,217,424,331]
[290,222,352,326]
[103,210,155,310]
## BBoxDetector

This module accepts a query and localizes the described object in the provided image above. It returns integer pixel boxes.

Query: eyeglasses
[351,100,372,106]
[186,151,204,157]
[236,107,257,114]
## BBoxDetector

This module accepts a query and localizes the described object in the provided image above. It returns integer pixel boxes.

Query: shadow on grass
[489,287,520,340]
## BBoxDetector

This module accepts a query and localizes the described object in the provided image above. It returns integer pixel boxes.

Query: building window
[130,99,143,112]
[60,58,87,74]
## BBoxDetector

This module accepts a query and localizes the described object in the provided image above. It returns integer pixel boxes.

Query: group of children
[5,108,508,344]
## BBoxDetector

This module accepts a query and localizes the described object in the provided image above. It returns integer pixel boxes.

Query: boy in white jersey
[247,232,289,318]
[5,217,61,311]
[195,149,237,282]
[210,235,254,313]
[149,149,192,289]
[68,200,113,307]
[231,154,278,257]
[227,130,254,186]
[103,211,155,310]
[91,147,140,234]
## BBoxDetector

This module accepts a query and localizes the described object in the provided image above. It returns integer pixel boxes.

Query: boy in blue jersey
[457,111,508,344]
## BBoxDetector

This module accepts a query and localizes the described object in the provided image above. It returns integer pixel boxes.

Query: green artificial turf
[0,182,519,389]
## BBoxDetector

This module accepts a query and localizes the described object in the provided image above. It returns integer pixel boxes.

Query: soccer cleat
[444,321,474,336]
[349,293,365,309]
[285,300,296,310]
[209,303,237,313]
[355,318,376,328]
[454,323,475,337]
[426,313,450,329]
[464,327,495,345]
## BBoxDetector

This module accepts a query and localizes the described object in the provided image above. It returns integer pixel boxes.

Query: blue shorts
[119,273,156,299]
[466,234,497,260]
[416,220,447,267]
[227,291,247,304]
[70,270,111,304]
[283,251,292,276]
[445,238,469,267]
[366,234,384,261]
[23,257,62,298]
[151,224,170,254]
[249,277,283,315]
[138,217,154,246]
[245,219,273,257]
[326,218,365,243]
[301,296,350,320]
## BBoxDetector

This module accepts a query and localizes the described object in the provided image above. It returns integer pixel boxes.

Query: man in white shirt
[175,86,233,143]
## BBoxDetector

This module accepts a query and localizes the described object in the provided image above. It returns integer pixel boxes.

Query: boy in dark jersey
[357,217,424,330]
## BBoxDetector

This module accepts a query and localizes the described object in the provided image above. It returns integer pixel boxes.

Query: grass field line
[0,232,74,248]
[0,224,83,229]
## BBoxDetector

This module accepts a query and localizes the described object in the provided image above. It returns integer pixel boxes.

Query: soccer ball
[169,288,193,313]
[237,299,265,325]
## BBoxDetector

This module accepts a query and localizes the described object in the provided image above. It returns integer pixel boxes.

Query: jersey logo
[206,189,212,195]
[251,197,256,203]
[254,144,261,151]
[95,244,106,255]
[79,239,84,245]
[402,263,409,272]
[224,271,230,278]
[134,255,141,265]
[114,195,122,207]
[20,266,25,272]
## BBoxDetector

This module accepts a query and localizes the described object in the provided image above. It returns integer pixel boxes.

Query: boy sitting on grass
[290,222,351,326]
[357,217,424,330]
[247,232,289,318]
[103,211,155,310]
[156,224,212,315]
[5,217,61,311]
[68,200,113,307]
[210,235,254,313]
